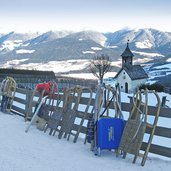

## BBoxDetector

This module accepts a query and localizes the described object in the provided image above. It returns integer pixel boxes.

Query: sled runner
[0,76,16,113]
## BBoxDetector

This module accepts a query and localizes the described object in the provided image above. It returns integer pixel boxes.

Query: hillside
[0,28,171,73]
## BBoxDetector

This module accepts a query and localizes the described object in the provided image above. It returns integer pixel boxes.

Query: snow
[146,63,171,79]
[153,63,171,69]
[146,80,157,85]
[63,72,117,80]
[14,40,22,43]
[0,58,120,80]
[22,43,30,47]
[2,59,29,68]
[0,59,91,74]
[106,45,118,48]
[82,51,95,54]
[134,57,154,64]
[0,91,171,170]
[0,40,23,51]
[135,40,153,49]
[96,36,107,47]
[167,58,171,62]
[16,49,35,54]
[132,51,164,57]
[0,59,121,79]
[111,60,122,68]
[91,47,102,50]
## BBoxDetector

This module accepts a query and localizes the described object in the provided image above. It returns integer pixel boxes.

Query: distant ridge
[0,28,171,73]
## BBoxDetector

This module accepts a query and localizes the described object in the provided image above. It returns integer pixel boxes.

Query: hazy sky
[0,0,171,33]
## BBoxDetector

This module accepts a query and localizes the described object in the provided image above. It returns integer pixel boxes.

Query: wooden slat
[148,106,171,118]
[16,87,30,94]
[121,102,133,112]
[11,105,26,115]
[13,97,27,105]
[79,97,95,107]
[146,126,171,138]
[141,142,171,158]
[72,124,87,134]
[11,110,26,117]
[159,107,171,118]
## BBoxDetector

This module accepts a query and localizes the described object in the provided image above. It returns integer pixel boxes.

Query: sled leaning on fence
[44,85,92,143]
[0,76,16,113]
[25,81,58,132]
[118,89,161,166]
[44,87,69,135]
[86,83,124,155]
[58,86,92,143]
[25,81,57,121]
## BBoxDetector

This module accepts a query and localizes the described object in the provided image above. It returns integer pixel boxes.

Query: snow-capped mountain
[105,28,171,50]
[65,30,107,46]
[0,31,39,53]
[0,28,171,73]
[105,28,171,58]
[23,30,71,46]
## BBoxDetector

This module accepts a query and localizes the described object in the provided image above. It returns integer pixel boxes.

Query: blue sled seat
[96,117,125,153]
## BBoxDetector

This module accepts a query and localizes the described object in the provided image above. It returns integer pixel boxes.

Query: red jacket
[36,83,51,96]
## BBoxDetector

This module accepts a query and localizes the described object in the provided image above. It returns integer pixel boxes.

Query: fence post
[25,89,33,121]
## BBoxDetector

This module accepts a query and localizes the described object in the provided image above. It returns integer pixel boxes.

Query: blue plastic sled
[96,117,125,155]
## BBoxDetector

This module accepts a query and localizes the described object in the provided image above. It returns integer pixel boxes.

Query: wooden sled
[86,83,124,154]
[0,76,16,113]
[25,81,57,121]
[45,85,92,143]
[118,89,161,166]
[25,81,58,132]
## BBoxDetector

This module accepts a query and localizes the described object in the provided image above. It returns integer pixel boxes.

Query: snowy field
[0,59,119,79]
[0,113,171,171]
[0,91,171,170]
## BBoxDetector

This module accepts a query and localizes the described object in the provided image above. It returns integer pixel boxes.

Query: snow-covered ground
[0,113,171,171]
[0,92,171,170]
[146,62,171,82]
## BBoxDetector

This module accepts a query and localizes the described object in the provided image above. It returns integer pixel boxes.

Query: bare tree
[90,54,112,84]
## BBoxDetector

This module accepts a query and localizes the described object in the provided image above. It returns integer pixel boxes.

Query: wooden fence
[10,87,171,159]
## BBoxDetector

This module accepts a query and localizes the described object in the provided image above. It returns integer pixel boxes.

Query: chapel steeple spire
[121,40,134,68]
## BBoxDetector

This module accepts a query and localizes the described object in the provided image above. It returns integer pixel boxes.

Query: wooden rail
[9,87,171,158]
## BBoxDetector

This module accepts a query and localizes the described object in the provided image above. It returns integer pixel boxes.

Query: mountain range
[0,28,171,74]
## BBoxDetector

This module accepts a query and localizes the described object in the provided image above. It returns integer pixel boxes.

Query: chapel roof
[115,65,148,80]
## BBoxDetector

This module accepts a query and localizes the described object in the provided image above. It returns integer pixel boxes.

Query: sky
[0,0,171,33]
